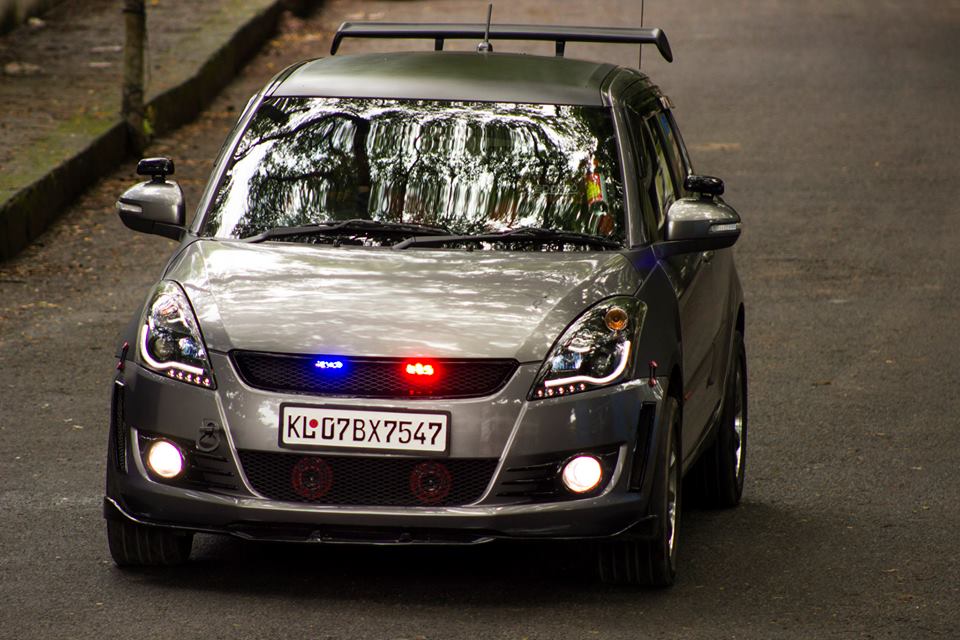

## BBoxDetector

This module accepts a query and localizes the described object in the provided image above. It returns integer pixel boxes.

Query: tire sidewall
[723,332,747,498]
[654,396,681,583]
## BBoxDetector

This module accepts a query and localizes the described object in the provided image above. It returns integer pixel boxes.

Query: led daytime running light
[530,297,646,400]
[139,323,205,376]
[138,281,215,389]
[543,341,631,389]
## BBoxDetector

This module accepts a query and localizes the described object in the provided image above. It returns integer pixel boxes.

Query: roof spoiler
[330,23,673,63]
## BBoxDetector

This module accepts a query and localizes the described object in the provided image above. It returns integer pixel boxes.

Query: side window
[624,106,659,241]
[653,110,691,194]
[644,115,679,234]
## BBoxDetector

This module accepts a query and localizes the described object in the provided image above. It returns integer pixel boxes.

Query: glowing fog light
[146,440,185,479]
[561,455,603,493]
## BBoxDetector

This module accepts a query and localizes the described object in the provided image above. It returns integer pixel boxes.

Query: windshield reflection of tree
[206,98,623,242]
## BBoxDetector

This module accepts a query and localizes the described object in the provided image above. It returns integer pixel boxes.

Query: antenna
[477,4,493,52]
[638,0,645,68]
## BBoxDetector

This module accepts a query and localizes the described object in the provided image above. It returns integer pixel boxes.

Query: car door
[653,107,732,446]
[624,100,720,460]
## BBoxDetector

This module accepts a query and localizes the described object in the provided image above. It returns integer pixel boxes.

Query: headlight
[530,297,646,399]
[138,281,215,388]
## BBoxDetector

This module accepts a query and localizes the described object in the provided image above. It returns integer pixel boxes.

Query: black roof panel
[272,51,616,105]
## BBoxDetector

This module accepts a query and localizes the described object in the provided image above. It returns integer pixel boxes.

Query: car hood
[164,240,645,362]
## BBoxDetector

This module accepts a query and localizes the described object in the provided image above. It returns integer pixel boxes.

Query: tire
[597,396,681,587]
[106,518,193,567]
[690,330,747,509]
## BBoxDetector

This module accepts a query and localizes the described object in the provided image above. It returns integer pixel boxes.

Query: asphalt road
[1,1,958,638]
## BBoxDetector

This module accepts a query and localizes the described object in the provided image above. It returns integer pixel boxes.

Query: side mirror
[684,174,725,198]
[657,197,741,257]
[116,157,185,241]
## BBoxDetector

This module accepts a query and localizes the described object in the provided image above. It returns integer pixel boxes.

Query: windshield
[201,97,625,246]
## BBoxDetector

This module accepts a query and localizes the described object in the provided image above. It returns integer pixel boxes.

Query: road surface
[1,0,958,637]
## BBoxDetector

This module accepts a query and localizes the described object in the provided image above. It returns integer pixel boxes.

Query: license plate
[279,404,449,454]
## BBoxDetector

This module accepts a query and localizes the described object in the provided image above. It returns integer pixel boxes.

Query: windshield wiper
[242,219,452,244]
[392,226,621,250]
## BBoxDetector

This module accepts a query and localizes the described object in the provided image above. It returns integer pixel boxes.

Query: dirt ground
[0,0,330,340]
[1,1,211,168]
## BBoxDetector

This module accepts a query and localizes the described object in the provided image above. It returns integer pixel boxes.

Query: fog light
[146,440,184,479]
[561,455,603,493]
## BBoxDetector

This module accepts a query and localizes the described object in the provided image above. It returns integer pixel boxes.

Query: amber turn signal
[604,306,629,331]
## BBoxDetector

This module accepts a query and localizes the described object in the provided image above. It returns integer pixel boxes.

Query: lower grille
[238,450,498,507]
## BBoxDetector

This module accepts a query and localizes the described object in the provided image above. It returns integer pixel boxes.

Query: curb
[0,1,287,261]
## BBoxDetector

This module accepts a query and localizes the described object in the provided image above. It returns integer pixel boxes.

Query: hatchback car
[104,22,747,587]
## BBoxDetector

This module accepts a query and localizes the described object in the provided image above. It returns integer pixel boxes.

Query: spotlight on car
[561,455,603,493]
[146,440,185,479]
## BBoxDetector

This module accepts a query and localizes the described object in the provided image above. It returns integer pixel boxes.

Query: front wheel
[597,396,681,587]
[106,518,193,567]
[691,330,748,508]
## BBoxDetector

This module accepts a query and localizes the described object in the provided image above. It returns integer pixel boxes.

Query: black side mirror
[657,198,741,257]
[684,174,724,198]
[116,158,185,241]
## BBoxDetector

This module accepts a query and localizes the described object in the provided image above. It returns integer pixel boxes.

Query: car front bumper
[106,356,669,544]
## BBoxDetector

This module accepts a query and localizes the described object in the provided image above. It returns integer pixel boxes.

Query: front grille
[238,450,498,507]
[494,445,621,504]
[138,432,239,491]
[231,351,517,399]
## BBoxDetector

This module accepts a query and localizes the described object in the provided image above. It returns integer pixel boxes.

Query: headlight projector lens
[561,455,603,493]
[146,440,185,479]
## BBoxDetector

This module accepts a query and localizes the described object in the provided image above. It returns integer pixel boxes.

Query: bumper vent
[629,403,656,491]
[110,382,127,472]
[238,450,498,507]
[231,351,517,399]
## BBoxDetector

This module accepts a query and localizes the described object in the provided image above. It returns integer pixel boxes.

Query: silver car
[104,22,747,587]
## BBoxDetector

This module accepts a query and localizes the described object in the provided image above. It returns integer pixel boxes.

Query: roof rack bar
[330,22,673,63]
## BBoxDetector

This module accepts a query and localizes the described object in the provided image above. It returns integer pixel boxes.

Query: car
[104,21,747,587]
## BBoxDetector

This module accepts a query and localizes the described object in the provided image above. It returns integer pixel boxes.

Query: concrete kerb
[0,0,287,262]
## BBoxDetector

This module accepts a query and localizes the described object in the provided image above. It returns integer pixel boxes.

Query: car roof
[270,51,622,106]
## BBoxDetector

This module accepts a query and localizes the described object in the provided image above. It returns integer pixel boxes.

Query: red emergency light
[405,362,435,376]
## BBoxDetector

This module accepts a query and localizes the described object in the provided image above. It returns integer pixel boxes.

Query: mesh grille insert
[231,351,517,399]
[238,450,498,507]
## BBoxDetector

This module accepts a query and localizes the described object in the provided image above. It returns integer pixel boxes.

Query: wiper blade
[393,226,621,250]
[242,219,452,243]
